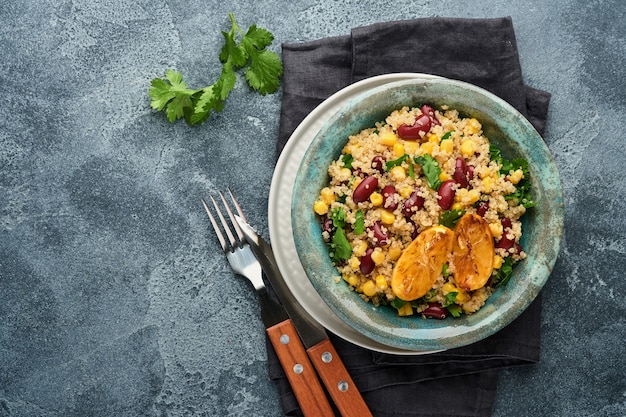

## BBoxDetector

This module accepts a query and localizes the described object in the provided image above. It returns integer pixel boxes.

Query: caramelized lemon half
[452,213,495,291]
[391,225,454,301]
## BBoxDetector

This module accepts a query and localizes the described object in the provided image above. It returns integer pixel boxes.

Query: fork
[201,191,335,417]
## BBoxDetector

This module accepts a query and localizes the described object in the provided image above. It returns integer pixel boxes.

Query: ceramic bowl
[291,77,564,351]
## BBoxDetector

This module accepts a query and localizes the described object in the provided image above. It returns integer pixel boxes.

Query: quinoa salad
[313,104,535,319]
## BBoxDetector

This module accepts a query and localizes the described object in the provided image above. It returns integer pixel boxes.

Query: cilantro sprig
[149,13,283,125]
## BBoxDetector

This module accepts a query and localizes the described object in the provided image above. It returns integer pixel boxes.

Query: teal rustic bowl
[291,78,564,352]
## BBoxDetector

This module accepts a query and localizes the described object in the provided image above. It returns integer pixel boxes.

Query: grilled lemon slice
[452,213,495,291]
[391,225,454,301]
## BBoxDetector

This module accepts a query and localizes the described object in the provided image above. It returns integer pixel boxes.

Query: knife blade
[235,215,373,417]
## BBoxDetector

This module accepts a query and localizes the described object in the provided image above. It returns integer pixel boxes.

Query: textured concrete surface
[0,1,624,416]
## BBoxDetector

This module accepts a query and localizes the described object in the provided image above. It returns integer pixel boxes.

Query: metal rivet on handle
[279,334,290,344]
[337,381,349,392]
[321,351,333,363]
[293,364,304,374]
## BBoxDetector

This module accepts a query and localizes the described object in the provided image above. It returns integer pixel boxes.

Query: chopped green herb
[492,256,515,287]
[414,154,442,190]
[385,154,410,171]
[442,292,458,307]
[439,209,466,228]
[342,154,354,170]
[442,263,450,277]
[330,227,352,262]
[330,207,347,228]
[354,210,365,235]
[391,298,407,310]
[441,131,453,141]
[446,304,463,317]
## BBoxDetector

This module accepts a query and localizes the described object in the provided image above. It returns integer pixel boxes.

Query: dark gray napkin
[269,17,550,417]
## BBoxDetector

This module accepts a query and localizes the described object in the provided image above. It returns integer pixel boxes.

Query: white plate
[268,73,440,355]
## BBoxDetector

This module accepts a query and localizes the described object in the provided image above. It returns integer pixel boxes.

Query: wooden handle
[266,320,335,417]
[307,338,372,417]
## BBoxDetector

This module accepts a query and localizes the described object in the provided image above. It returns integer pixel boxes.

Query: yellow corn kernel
[403,140,418,155]
[464,118,482,135]
[375,275,388,290]
[481,176,495,193]
[461,139,477,156]
[343,144,356,155]
[346,274,359,287]
[467,189,481,204]
[380,209,395,225]
[353,241,368,257]
[489,222,504,239]
[320,187,335,204]
[509,169,524,184]
[371,248,385,265]
[439,171,451,182]
[388,244,403,261]
[442,282,457,294]
[379,131,398,146]
[313,200,328,215]
[451,202,464,211]
[351,177,363,190]
[390,166,406,181]
[393,142,405,157]
[455,291,469,302]
[349,257,361,270]
[400,186,413,199]
[493,255,504,269]
[397,302,413,316]
[370,192,383,206]
[455,188,468,202]
[439,139,454,154]
[420,141,434,155]
[361,280,378,297]
[478,166,492,179]
[442,282,468,302]
[427,133,440,144]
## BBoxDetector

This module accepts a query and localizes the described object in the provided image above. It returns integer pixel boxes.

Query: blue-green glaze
[291,78,564,351]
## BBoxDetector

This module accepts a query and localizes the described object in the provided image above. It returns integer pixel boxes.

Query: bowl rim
[289,76,564,351]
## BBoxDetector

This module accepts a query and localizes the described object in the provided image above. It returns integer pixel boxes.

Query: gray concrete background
[1,1,624,416]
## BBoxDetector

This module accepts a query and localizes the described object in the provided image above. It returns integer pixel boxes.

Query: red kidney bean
[353,175,378,203]
[322,216,334,234]
[360,248,375,274]
[397,114,432,140]
[369,221,389,246]
[437,180,456,210]
[382,185,398,211]
[476,201,489,217]
[407,220,419,240]
[501,217,512,229]
[402,189,425,218]
[453,157,469,188]
[422,303,447,319]
[467,165,475,180]
[371,155,386,173]
[495,233,515,250]
[421,104,440,125]
[514,243,523,255]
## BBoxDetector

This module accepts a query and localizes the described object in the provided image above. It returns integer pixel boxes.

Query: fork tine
[220,191,245,245]
[201,197,228,251]
[227,188,248,222]
[210,195,238,250]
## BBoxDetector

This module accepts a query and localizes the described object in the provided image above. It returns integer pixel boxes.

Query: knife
[235,215,373,417]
